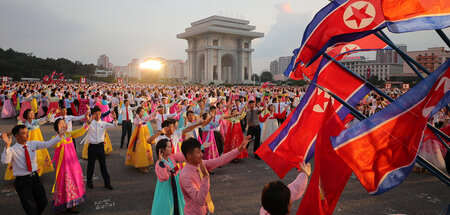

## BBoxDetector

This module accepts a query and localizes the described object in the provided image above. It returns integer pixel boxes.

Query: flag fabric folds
[285,34,388,80]
[297,101,352,215]
[382,0,450,33]
[257,54,370,178]
[294,0,386,66]
[332,59,450,195]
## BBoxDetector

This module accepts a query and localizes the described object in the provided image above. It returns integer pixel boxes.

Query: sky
[1,0,449,75]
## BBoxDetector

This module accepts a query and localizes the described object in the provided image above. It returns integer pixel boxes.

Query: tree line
[0,47,97,81]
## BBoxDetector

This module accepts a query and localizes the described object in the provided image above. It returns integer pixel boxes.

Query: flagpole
[435,29,450,49]
[312,83,450,186]
[377,30,432,75]
[323,53,450,145]
[374,32,427,79]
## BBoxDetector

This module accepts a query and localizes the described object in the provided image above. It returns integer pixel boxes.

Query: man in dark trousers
[1,124,67,215]
[85,106,117,190]
[246,100,264,159]
[118,100,138,148]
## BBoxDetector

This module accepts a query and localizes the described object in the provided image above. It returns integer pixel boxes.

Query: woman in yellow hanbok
[4,109,55,180]
[125,107,157,172]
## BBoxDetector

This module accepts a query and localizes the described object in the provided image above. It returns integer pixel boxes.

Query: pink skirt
[1,99,15,119]
[52,138,85,211]
[201,131,219,160]
[19,101,31,121]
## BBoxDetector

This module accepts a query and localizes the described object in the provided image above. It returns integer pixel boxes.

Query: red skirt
[224,122,248,159]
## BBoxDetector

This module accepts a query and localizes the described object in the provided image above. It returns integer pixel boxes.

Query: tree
[366,75,385,87]
[251,74,260,81]
[260,71,273,82]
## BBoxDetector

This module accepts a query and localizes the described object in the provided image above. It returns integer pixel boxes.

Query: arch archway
[196,53,205,83]
[221,54,235,83]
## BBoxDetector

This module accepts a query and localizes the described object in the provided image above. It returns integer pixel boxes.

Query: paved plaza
[0,118,448,214]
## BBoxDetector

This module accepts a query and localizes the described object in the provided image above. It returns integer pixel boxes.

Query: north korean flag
[332,59,450,195]
[295,0,386,66]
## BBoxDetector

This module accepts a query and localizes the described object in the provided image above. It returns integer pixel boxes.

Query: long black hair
[156,139,170,155]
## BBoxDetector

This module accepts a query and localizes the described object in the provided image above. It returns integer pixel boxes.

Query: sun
[140,60,163,71]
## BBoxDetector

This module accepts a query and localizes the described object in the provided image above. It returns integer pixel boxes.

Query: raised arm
[180,172,209,206]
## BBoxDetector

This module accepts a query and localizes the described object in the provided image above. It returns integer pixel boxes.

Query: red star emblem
[315,90,329,111]
[345,4,373,28]
[344,45,359,52]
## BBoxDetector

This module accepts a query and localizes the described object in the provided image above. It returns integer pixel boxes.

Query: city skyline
[1,0,449,75]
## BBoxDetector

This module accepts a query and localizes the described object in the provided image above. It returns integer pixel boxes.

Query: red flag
[297,101,351,215]
[257,54,371,178]
[286,33,388,80]
[332,60,450,195]
[382,0,450,33]
[294,0,386,66]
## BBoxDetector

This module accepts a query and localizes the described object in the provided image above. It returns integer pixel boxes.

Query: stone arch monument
[177,15,264,84]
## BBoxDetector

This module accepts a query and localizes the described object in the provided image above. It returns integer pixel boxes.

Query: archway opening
[221,54,234,83]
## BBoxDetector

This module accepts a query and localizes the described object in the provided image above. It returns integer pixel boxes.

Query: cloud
[252,3,312,73]
[281,3,294,13]
[0,1,88,59]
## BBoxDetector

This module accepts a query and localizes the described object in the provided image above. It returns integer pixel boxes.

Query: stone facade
[177,16,263,84]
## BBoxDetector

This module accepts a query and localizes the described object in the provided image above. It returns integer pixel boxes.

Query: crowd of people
[0,81,448,214]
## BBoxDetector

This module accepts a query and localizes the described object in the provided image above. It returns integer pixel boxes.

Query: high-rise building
[165,60,187,81]
[376,44,406,64]
[97,54,110,69]
[277,56,291,75]
[270,60,278,75]
[126,58,140,79]
[404,47,450,74]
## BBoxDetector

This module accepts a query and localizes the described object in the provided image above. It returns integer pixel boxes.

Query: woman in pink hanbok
[1,91,16,119]
[51,115,90,213]
[96,95,113,122]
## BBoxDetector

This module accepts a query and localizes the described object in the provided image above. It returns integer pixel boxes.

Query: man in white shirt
[147,119,204,151]
[1,124,66,215]
[161,97,178,114]
[118,100,139,148]
[110,92,120,117]
[156,105,178,131]
[85,106,117,190]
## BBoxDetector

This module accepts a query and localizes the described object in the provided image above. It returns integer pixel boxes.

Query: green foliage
[260,71,273,82]
[0,47,97,79]
[366,75,385,87]
[286,79,308,86]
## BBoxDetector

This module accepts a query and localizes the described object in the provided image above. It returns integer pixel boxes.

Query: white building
[114,66,127,78]
[94,69,113,78]
[126,58,141,79]
[270,60,278,75]
[165,60,187,81]
[340,56,403,81]
[177,15,264,84]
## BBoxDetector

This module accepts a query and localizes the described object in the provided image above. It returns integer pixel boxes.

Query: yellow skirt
[4,129,54,180]
[125,125,153,168]
[82,131,113,159]
[31,98,38,113]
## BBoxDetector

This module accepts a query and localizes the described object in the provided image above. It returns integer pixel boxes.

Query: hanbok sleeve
[274,111,287,119]
[68,124,89,139]
[259,113,270,123]
[172,152,186,163]
[288,172,308,202]
[155,160,170,182]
